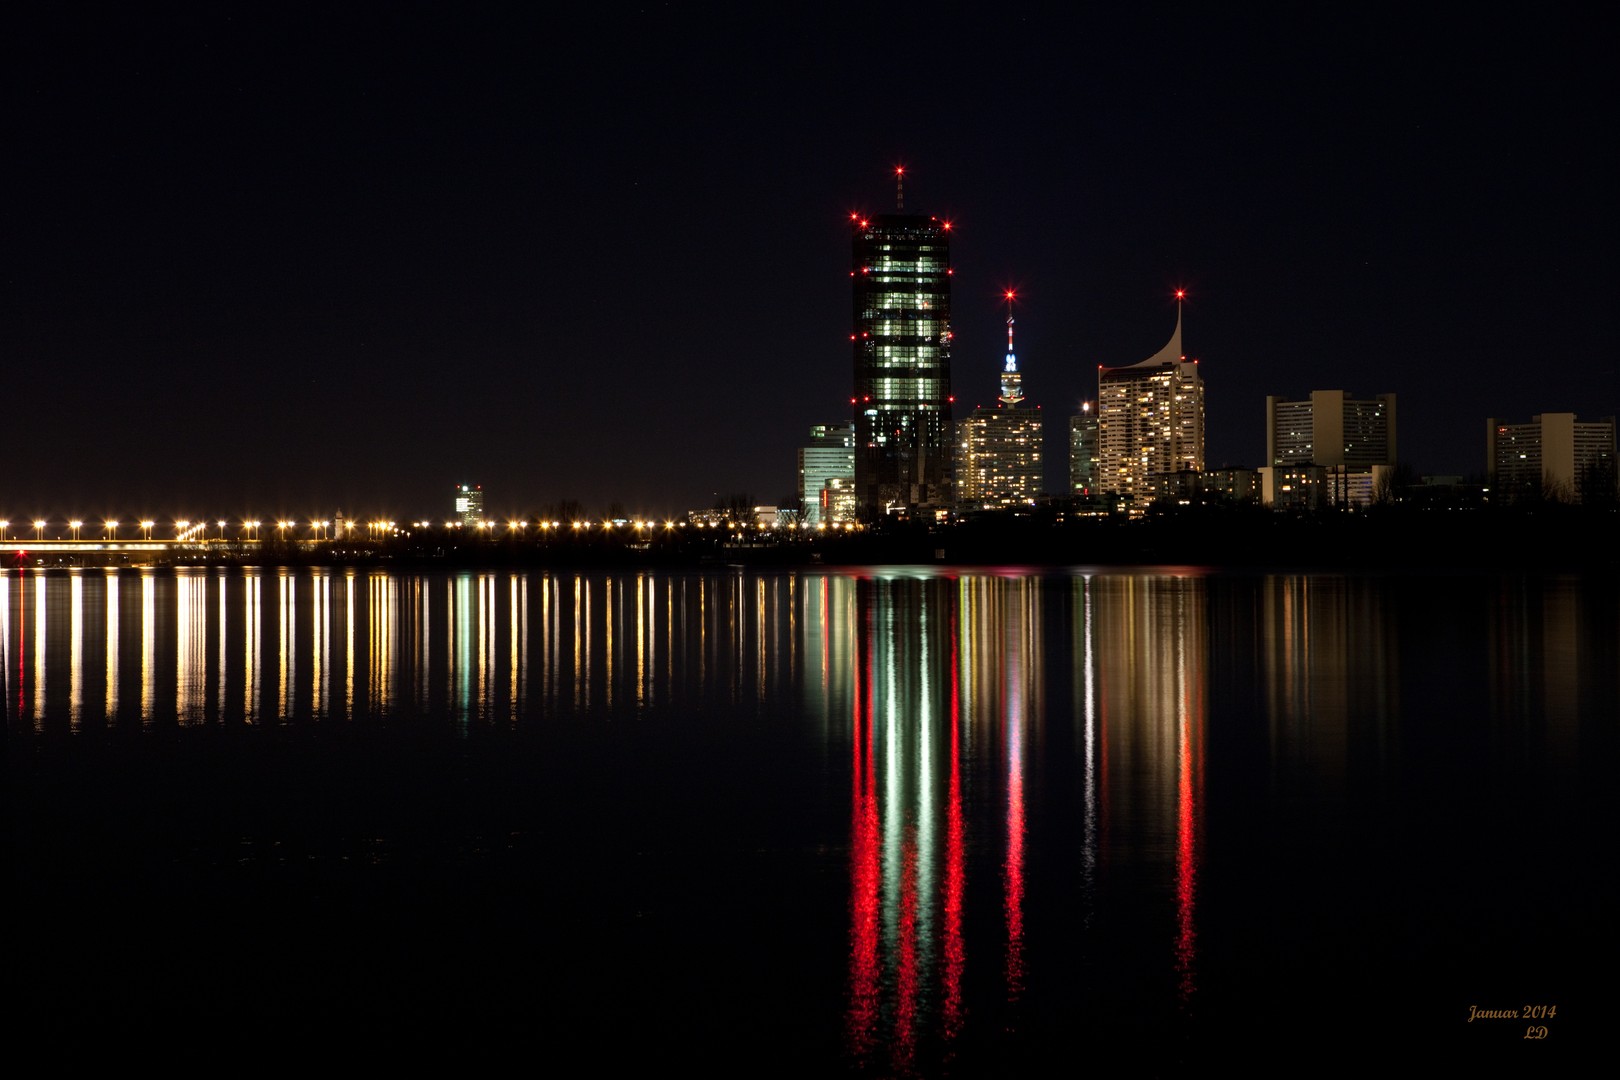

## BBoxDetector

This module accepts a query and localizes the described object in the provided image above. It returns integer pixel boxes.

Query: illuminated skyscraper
[1096,298,1204,504]
[1070,401,1099,499]
[851,203,953,516]
[956,299,1042,510]
[798,422,856,525]
[454,483,484,525]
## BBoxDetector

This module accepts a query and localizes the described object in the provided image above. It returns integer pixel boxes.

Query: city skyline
[9,7,1614,514]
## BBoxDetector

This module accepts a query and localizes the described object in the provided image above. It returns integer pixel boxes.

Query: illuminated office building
[851,209,954,516]
[1487,413,1617,502]
[1070,401,1099,499]
[1096,299,1204,505]
[798,422,856,525]
[1261,390,1396,507]
[454,483,484,525]
[956,305,1042,509]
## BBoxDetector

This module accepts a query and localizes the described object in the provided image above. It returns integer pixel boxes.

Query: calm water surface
[6,567,1614,1069]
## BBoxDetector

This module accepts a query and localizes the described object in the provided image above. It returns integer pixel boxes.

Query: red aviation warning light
[1174,289,1186,300]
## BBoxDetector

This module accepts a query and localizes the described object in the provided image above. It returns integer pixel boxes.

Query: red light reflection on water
[1174,676,1205,1008]
[941,611,965,1042]
[846,606,881,1057]
[893,832,919,1071]
[1005,660,1026,1005]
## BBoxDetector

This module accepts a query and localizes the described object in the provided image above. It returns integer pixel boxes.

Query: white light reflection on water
[177,570,205,724]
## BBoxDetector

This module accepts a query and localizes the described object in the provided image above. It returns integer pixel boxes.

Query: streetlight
[246,520,260,541]
[34,519,46,541]
[0,520,9,541]
[217,519,228,541]
[69,519,82,541]
[106,519,118,540]
[140,519,154,540]
[176,520,191,541]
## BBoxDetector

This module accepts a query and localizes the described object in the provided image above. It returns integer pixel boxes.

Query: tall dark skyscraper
[851,208,954,516]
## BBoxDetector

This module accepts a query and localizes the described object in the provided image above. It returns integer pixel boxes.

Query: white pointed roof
[1107,305,1183,370]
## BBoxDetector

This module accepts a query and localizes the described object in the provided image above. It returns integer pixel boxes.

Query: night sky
[10,5,1615,520]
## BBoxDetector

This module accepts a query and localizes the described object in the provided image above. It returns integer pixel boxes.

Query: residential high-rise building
[1069,401,1099,499]
[1487,413,1617,502]
[798,422,856,525]
[955,303,1043,510]
[851,210,953,516]
[454,483,484,525]
[1262,391,1397,507]
[1096,299,1204,505]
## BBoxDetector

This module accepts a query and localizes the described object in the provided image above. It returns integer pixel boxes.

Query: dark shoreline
[8,509,1616,574]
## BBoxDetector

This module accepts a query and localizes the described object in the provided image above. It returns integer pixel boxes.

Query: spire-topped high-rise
[955,289,1043,511]
[850,170,954,518]
[999,292,1023,407]
[1096,292,1205,506]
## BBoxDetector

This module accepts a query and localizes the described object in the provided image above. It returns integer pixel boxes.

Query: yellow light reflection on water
[277,570,294,721]
[105,570,119,722]
[69,573,83,729]
[141,573,154,725]
[244,570,261,723]
[345,571,356,719]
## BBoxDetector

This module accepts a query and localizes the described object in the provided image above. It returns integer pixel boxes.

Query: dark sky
[9,4,1615,520]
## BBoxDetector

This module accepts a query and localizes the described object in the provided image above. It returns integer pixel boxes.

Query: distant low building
[1203,467,1260,503]
[1487,413,1617,503]
[1265,464,1331,511]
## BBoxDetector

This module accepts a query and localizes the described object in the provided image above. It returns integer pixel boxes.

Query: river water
[5,566,1613,1068]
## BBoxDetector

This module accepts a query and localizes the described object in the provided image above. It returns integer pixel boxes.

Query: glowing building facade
[852,213,954,516]
[1487,413,1617,502]
[1070,401,1099,499]
[798,422,856,525]
[454,483,484,525]
[1096,304,1204,505]
[1261,391,1396,507]
[956,309,1042,509]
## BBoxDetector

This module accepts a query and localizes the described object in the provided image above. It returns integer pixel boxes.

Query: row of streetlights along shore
[1,518,865,543]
